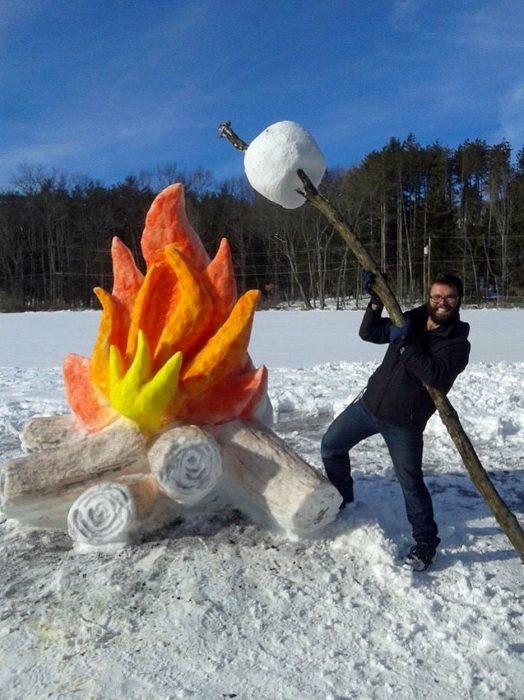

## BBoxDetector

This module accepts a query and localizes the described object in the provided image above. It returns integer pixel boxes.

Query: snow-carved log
[67,474,171,552]
[20,414,85,453]
[0,418,148,528]
[210,420,340,537]
[148,425,223,505]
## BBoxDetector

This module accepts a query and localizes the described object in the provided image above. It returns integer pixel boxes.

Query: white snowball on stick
[244,121,326,209]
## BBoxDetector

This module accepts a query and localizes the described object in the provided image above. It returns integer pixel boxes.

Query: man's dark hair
[429,272,463,298]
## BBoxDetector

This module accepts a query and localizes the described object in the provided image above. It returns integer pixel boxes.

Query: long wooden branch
[218,121,524,561]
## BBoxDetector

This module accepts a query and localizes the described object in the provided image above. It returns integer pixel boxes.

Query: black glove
[388,319,412,349]
[362,270,383,307]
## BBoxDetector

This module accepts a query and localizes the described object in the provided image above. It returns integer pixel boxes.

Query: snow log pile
[0,415,340,551]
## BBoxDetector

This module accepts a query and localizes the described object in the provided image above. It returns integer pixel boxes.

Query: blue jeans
[321,398,439,543]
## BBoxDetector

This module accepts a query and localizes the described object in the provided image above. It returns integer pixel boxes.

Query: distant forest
[1,135,523,311]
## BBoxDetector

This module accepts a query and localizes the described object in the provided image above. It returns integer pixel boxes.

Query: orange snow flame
[63,183,265,433]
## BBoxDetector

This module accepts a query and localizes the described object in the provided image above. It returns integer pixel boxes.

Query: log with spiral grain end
[67,474,160,551]
[148,425,223,505]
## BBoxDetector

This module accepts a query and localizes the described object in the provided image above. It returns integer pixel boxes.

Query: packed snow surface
[0,308,523,699]
[244,121,326,208]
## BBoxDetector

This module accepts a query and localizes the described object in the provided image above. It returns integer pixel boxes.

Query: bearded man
[321,273,470,571]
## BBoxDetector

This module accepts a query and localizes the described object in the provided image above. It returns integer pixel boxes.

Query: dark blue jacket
[360,303,470,428]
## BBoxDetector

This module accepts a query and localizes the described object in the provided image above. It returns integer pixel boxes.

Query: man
[321,273,470,571]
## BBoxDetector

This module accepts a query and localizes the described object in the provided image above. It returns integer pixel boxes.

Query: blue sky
[1,0,524,190]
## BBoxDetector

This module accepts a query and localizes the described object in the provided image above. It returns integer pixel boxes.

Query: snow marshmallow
[244,121,326,209]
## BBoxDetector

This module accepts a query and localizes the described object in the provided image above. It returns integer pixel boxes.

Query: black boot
[338,494,354,511]
[404,538,440,572]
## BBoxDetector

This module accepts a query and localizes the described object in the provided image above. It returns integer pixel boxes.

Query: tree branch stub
[218,121,249,152]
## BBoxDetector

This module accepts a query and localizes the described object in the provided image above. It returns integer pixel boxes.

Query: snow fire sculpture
[0,184,340,551]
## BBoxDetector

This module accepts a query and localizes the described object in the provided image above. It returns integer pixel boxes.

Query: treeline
[1,136,524,311]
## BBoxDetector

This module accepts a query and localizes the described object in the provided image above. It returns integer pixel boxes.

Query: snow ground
[0,309,523,699]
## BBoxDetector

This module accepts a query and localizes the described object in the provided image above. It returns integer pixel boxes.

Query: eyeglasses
[429,294,459,304]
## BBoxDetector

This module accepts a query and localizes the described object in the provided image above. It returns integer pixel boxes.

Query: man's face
[427,283,460,325]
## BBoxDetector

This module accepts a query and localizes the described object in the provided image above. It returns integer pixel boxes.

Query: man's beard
[426,302,460,326]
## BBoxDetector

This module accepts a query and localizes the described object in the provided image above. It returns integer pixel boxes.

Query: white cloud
[391,0,422,31]
[453,2,524,50]
[0,0,40,44]
[497,81,524,149]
